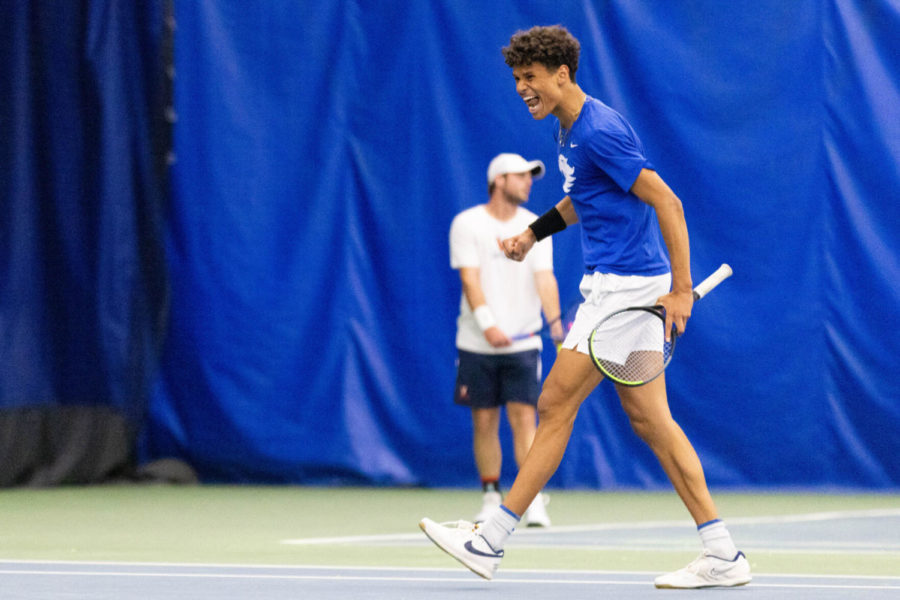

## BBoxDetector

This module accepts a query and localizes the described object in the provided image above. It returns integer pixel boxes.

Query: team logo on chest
[559,154,575,194]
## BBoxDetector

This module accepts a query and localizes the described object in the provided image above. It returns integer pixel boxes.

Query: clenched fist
[497,228,537,262]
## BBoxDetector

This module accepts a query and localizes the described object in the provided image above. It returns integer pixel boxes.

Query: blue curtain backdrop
[4,1,897,488]
[139,0,899,488]
[1,0,169,483]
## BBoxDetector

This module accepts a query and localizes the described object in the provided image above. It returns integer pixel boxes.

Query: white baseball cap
[487,153,546,184]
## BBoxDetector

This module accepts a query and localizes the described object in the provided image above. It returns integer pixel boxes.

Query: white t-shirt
[449,205,554,354]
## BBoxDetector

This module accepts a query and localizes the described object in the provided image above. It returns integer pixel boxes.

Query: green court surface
[0,485,897,578]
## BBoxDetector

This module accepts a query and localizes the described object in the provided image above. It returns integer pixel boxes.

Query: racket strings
[593,347,671,383]
[589,309,673,384]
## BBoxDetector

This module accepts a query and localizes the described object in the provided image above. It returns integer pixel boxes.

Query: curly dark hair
[502,25,580,82]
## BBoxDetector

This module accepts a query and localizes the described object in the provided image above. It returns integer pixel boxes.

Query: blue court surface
[1,561,898,600]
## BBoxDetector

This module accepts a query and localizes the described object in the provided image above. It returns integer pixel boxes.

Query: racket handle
[692,263,733,300]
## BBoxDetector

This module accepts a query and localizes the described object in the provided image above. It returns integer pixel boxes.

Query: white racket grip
[692,263,733,300]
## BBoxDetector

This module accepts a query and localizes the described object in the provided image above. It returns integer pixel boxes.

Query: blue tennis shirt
[555,96,670,276]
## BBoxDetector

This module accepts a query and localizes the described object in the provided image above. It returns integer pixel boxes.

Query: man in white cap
[448,153,564,527]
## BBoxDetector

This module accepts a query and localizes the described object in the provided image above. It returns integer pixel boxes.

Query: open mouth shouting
[523,94,542,115]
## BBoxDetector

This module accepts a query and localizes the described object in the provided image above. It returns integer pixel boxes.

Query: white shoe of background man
[474,490,502,523]
[522,491,550,527]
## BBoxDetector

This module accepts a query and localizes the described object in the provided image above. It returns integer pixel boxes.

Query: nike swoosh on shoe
[464,540,503,558]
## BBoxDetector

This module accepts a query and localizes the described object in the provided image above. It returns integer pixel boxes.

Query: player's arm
[457,267,511,347]
[630,168,693,337]
[555,195,579,226]
[534,270,564,342]
[499,196,578,261]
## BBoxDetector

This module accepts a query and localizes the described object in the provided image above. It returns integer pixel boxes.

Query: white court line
[502,544,900,556]
[728,508,900,526]
[281,532,421,545]
[516,507,900,534]
[280,507,900,546]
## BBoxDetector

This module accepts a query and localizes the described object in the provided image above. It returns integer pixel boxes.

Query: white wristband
[473,305,497,332]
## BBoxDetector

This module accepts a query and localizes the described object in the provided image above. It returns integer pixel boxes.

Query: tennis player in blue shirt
[420,25,751,589]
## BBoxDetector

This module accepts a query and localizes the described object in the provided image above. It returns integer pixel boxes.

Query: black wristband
[528,206,567,241]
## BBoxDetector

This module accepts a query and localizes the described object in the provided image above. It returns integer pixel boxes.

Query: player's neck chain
[558,124,570,147]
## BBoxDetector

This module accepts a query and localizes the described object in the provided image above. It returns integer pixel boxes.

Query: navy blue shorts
[454,349,541,409]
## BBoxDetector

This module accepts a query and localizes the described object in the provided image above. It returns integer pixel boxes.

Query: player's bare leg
[471,407,502,480]
[472,407,503,522]
[502,350,603,516]
[615,375,717,524]
[615,376,750,588]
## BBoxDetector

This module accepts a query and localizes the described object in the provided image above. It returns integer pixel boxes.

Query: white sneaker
[474,490,502,523]
[654,550,752,589]
[523,492,551,527]
[419,518,503,580]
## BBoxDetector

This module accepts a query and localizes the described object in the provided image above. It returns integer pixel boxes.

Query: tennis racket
[588,263,733,386]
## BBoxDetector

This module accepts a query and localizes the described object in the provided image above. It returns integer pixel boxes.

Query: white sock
[698,519,738,558]
[478,504,520,552]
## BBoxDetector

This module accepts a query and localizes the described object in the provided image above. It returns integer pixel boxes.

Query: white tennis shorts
[562,271,672,355]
